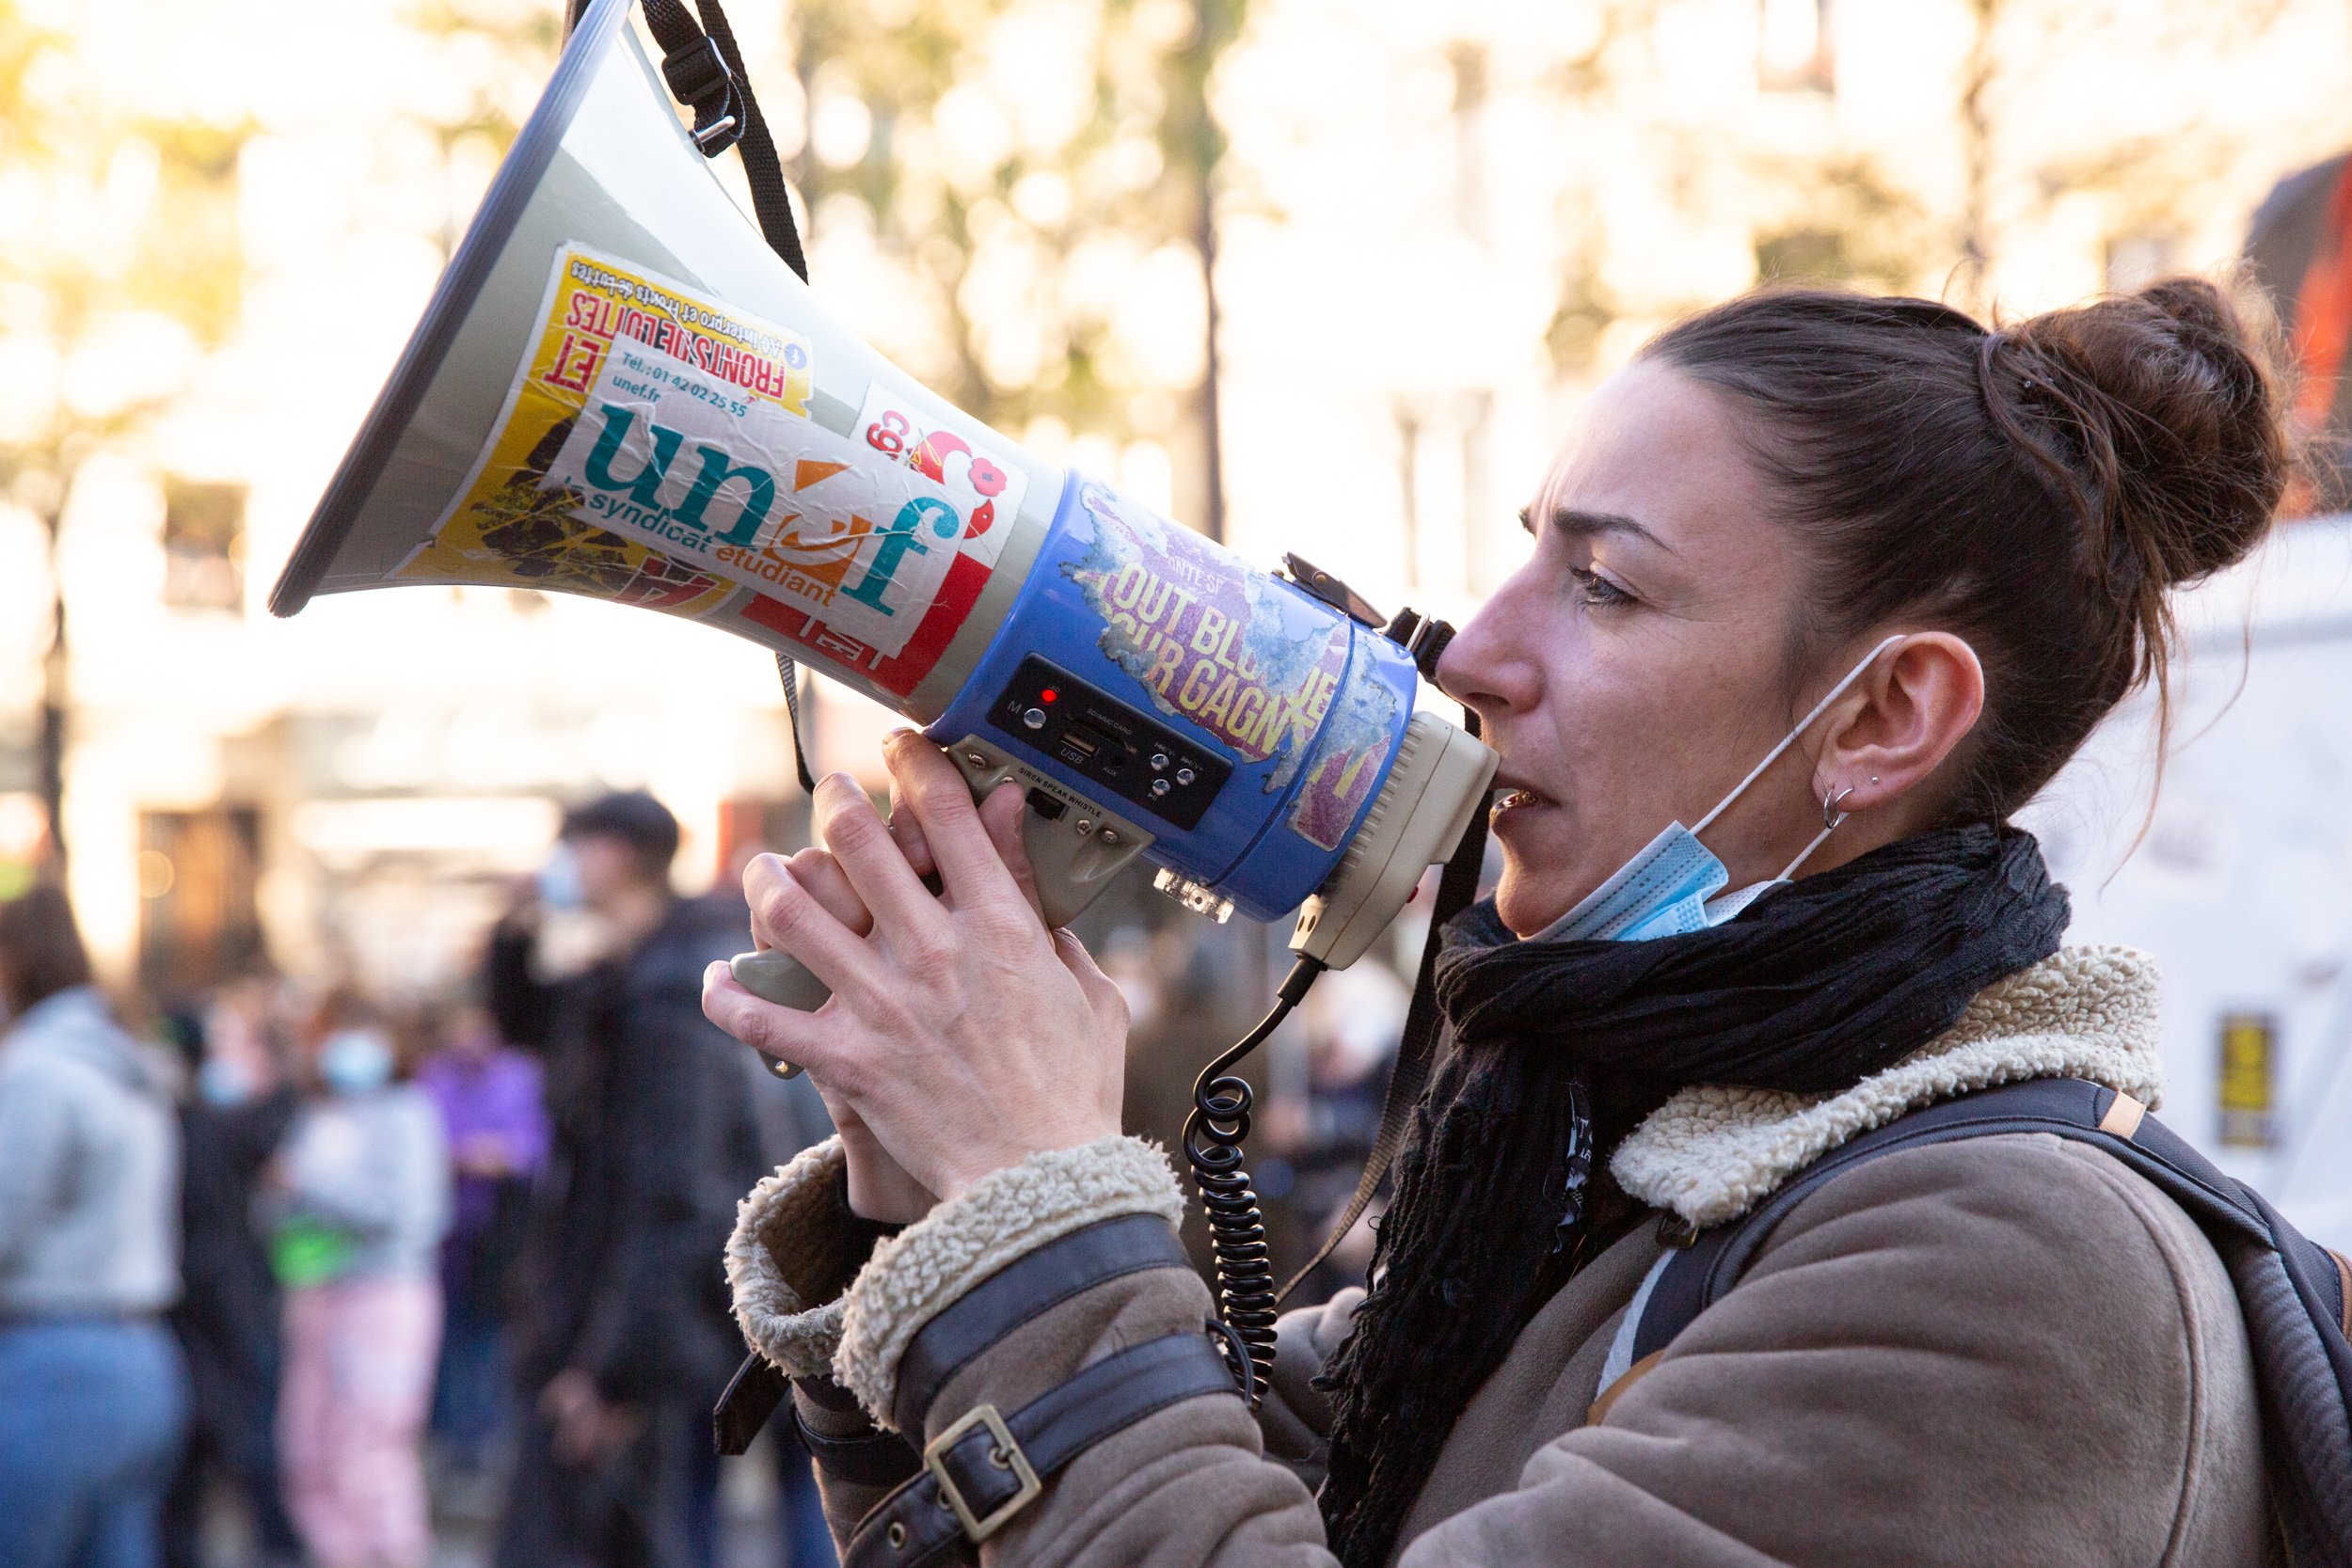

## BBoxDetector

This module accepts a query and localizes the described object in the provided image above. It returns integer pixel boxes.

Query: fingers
[885,733,1027,913]
[977,781,1046,922]
[1053,927,1129,1028]
[702,960,834,1072]
[812,769,946,941]
[739,851,876,998]
[752,847,870,942]
[884,736,938,880]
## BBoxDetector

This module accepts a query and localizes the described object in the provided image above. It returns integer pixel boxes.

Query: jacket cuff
[727,1137,875,1377]
[834,1135,1185,1426]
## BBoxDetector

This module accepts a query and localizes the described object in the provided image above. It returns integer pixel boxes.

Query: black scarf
[1315,823,2070,1567]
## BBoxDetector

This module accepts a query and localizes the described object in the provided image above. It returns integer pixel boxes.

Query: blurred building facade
[6,0,2352,1001]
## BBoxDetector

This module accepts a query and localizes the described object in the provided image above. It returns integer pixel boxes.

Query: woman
[264,998,451,1568]
[0,887,188,1568]
[704,279,2295,1565]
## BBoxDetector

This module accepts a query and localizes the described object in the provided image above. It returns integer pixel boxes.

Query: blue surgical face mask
[198,1055,256,1108]
[1536,635,1909,944]
[319,1028,395,1095]
[537,843,585,912]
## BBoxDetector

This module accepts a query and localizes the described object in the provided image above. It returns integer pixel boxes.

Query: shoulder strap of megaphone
[570,0,820,788]
[1279,612,1487,1304]
[564,0,808,287]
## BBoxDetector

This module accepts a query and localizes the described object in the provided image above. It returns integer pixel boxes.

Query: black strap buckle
[661,34,730,102]
[843,1332,1239,1568]
[660,37,745,155]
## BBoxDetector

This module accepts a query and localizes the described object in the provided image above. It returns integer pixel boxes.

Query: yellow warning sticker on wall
[2217,1012,2278,1149]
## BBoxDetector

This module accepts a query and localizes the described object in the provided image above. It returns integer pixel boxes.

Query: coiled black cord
[1185,956,1325,1407]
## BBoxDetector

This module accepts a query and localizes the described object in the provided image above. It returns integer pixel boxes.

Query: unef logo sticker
[404,244,1008,694]
[543,360,966,659]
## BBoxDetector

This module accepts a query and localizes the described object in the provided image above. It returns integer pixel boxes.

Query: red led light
[1040,688,1058,704]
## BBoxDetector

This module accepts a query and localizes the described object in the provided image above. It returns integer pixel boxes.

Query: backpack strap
[1588,1076,2352,1565]
[1620,1078,2279,1369]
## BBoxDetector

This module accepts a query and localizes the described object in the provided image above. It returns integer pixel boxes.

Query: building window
[1759,0,1835,93]
[1395,392,1494,596]
[1448,42,1489,242]
[138,807,265,1002]
[162,478,246,613]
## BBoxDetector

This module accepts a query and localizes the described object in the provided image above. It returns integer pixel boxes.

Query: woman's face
[1438,360,1845,938]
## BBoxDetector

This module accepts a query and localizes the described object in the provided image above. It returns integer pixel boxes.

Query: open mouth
[1490,779,1558,819]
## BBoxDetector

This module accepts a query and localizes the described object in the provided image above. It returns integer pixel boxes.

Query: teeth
[1493,788,1541,812]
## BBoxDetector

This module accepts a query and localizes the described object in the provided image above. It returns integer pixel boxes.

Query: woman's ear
[1813,633,1985,820]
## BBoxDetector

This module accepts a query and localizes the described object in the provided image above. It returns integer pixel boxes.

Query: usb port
[1058,728,1102,759]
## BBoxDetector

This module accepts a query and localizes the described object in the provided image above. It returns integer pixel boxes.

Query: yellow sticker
[2217,1012,2277,1149]
[394,245,816,619]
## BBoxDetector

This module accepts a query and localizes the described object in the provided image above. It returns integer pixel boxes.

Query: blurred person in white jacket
[0,886,188,1568]
[262,993,451,1568]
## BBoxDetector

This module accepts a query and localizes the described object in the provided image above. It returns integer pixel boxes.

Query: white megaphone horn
[269,0,1497,1030]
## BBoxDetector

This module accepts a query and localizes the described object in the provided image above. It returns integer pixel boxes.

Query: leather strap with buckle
[891,1212,1192,1433]
[843,1331,1239,1568]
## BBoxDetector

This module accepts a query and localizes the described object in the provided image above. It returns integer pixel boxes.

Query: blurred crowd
[0,790,1410,1568]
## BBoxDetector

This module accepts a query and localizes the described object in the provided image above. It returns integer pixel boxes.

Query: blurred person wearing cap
[0,885,189,1568]
[261,993,452,1568]
[485,791,770,1568]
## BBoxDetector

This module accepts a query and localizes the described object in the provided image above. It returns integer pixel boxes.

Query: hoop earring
[1823,784,1856,832]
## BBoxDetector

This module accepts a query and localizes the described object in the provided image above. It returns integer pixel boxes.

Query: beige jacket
[727,946,2279,1566]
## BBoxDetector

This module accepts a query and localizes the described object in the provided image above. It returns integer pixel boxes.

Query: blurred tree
[407,0,565,258]
[782,0,1247,536]
[1543,0,2311,377]
[0,1,253,873]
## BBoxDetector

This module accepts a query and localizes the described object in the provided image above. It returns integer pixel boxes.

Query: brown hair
[1644,277,2291,819]
[0,885,95,1014]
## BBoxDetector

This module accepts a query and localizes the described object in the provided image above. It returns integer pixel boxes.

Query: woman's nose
[1435,590,1538,722]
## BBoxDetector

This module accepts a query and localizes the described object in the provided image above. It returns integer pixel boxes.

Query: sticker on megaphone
[398,245,1018,693]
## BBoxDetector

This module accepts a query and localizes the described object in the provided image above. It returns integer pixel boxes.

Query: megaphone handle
[727,736,1151,1079]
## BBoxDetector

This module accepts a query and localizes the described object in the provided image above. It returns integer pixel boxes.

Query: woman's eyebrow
[1516,505,1677,554]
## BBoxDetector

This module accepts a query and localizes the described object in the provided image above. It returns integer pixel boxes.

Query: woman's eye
[1570,567,1634,608]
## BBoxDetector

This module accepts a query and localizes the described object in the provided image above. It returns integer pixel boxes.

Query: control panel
[988,656,1232,832]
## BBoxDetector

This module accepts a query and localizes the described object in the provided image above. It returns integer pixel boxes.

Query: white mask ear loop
[1691,632,1907,840]
[1774,784,1857,881]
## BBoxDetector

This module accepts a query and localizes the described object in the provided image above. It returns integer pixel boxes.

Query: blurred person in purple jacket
[417,1000,548,1472]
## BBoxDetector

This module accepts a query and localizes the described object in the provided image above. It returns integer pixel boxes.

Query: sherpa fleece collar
[1611,944,2164,1228]
[834,1135,1185,1425]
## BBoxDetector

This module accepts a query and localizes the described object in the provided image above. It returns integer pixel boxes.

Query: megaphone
[269,0,1496,1022]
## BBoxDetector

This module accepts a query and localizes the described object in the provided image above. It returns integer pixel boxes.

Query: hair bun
[2002,276,2290,594]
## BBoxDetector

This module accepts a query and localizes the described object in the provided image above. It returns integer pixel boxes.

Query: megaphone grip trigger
[729,948,833,1080]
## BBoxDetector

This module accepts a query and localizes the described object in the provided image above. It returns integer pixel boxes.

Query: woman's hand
[704,731,1129,1206]
[739,840,937,1224]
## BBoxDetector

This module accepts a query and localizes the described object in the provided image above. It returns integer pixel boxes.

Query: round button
[1023,706,1047,730]
[1149,752,1169,770]
[1174,767,1196,785]
[1150,778,1171,798]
